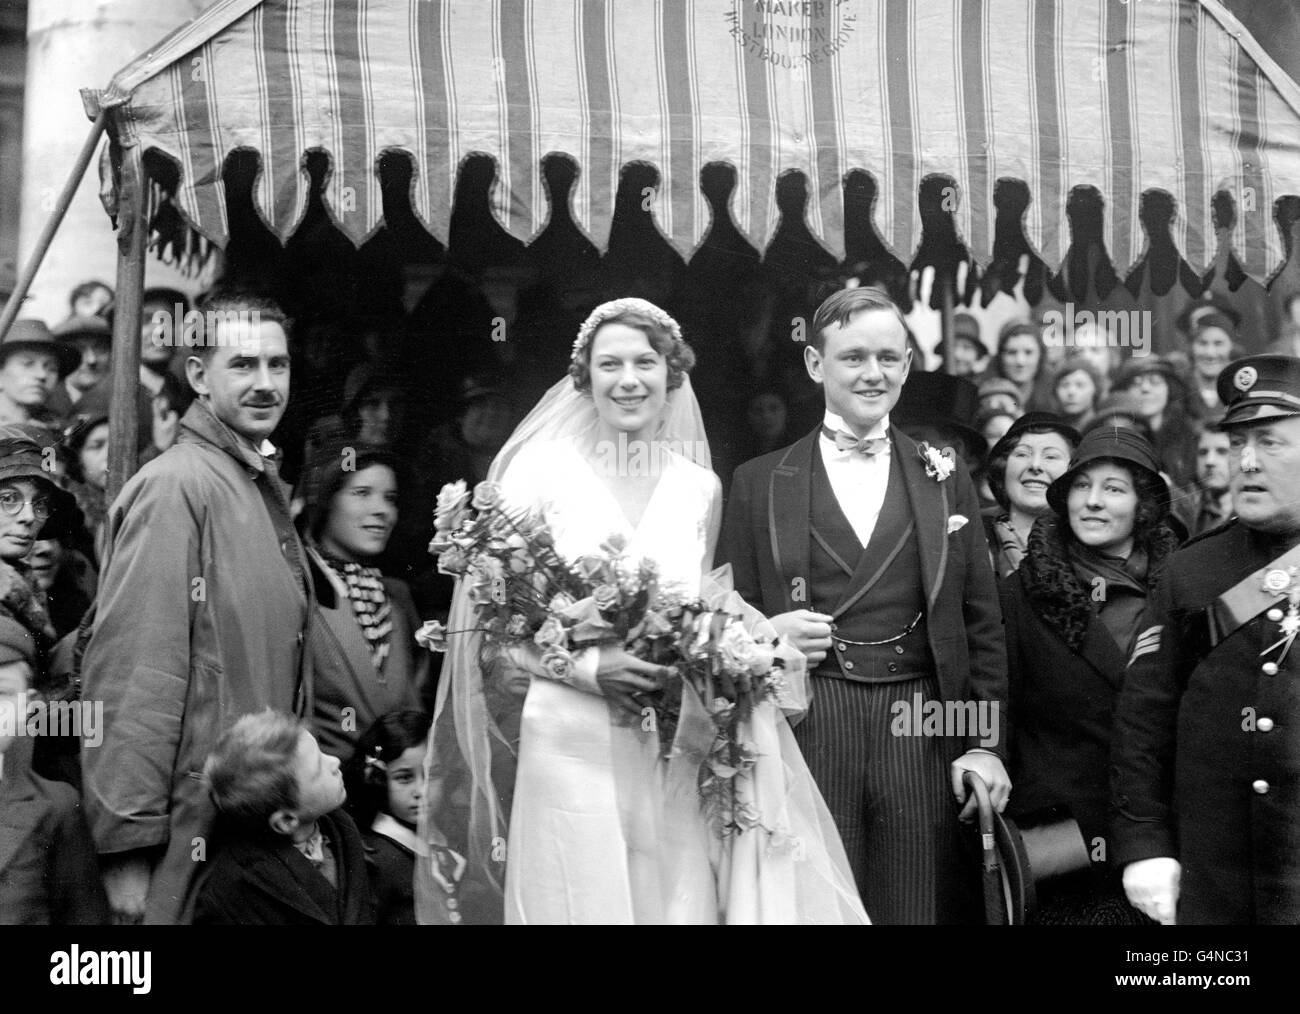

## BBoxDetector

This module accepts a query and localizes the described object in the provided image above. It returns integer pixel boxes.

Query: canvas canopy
[85,0,1300,280]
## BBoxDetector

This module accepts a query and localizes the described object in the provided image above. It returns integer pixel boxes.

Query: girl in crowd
[998,426,1181,923]
[995,320,1053,413]
[982,413,1080,577]
[1109,357,1199,487]
[300,444,430,764]
[345,710,431,926]
[1050,359,1102,432]
[1185,313,1237,417]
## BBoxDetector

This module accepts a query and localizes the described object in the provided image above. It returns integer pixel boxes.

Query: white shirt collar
[822,410,890,441]
[371,811,428,856]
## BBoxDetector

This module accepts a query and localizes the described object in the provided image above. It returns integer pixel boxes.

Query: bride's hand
[595,648,668,716]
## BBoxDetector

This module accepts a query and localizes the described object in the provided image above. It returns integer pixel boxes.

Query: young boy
[194,710,374,925]
[0,616,107,924]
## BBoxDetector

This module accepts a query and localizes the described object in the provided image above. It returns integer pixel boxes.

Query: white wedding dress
[497,439,869,925]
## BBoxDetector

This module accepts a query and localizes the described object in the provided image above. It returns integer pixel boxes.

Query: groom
[718,287,1011,924]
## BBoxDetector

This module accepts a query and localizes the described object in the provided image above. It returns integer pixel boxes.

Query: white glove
[1123,856,1181,925]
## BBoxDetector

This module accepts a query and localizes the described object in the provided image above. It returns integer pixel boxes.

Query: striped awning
[87,0,1300,279]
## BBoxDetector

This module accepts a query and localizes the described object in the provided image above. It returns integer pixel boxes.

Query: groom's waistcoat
[809,445,934,683]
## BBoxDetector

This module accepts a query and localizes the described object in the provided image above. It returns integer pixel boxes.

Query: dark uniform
[1111,355,1300,925]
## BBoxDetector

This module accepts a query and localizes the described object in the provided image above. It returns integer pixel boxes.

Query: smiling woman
[982,413,1080,577]
[297,444,430,764]
[998,425,1182,923]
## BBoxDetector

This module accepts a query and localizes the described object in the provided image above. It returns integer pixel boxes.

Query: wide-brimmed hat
[892,370,988,461]
[0,426,79,538]
[1087,391,1146,429]
[935,312,990,360]
[342,362,407,414]
[1176,296,1242,337]
[1046,425,1169,517]
[457,373,508,406]
[977,376,1023,408]
[0,320,80,376]
[1111,355,1187,401]
[52,314,112,346]
[987,411,1080,464]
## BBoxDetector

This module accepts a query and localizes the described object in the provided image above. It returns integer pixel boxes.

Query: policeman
[1113,354,1300,925]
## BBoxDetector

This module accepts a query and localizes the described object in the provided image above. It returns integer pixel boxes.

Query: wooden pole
[0,111,107,340]
[940,268,956,375]
[107,141,146,505]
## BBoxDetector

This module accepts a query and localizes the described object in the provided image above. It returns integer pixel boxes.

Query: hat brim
[1217,403,1300,429]
[0,464,79,539]
[988,417,1081,463]
[0,340,81,377]
[1046,454,1169,516]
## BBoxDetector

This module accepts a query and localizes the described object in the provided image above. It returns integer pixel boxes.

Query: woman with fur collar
[999,425,1182,923]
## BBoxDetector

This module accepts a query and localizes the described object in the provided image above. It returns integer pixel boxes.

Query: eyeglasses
[0,490,51,520]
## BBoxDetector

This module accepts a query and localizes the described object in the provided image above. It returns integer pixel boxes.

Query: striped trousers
[793,673,979,925]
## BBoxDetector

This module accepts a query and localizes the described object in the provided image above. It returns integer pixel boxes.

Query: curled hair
[568,307,695,393]
[986,424,1078,512]
[809,286,907,353]
[343,710,431,831]
[1057,457,1171,553]
[203,710,302,833]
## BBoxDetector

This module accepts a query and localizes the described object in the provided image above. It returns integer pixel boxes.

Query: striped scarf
[319,550,392,671]
[991,514,1028,577]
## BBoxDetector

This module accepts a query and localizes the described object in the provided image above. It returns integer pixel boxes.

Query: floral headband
[571,297,683,364]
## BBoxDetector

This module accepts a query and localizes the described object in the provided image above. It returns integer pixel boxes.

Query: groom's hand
[768,610,834,667]
[950,751,1011,823]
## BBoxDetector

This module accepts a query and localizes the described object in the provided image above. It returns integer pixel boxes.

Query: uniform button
[1257,717,1275,733]
[1267,608,1284,622]
[446,897,459,910]
[1252,779,1270,795]
[297,631,304,645]
[448,910,462,924]
[837,642,847,651]
[1263,662,1279,676]
[843,660,854,671]
[888,662,898,672]
[894,645,905,655]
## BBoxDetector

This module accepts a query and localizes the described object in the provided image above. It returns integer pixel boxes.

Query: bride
[417,298,867,925]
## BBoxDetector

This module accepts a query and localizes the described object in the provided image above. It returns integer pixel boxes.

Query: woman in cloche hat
[997,426,1183,923]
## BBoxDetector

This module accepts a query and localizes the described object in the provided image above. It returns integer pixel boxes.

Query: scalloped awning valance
[86,0,1300,280]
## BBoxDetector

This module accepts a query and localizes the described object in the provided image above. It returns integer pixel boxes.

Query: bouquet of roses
[418,480,804,835]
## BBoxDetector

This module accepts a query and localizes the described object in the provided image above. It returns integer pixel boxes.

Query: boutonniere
[946,514,969,535]
[918,442,955,482]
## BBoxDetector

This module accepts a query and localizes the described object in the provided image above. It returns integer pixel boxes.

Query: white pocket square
[947,514,969,534]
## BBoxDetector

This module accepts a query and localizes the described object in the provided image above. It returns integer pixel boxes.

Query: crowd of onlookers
[1,267,1298,924]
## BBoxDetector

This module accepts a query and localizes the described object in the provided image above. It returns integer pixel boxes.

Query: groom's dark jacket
[718,425,1010,759]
